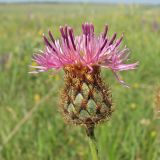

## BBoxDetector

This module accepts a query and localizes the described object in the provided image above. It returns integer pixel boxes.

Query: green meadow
[0,3,160,160]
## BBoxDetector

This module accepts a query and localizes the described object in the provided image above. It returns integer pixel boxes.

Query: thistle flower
[30,23,138,127]
[31,23,138,84]
[30,23,138,159]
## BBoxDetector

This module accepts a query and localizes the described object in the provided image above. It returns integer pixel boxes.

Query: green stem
[86,125,99,160]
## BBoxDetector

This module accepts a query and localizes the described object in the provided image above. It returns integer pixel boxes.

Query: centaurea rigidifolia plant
[30,23,138,160]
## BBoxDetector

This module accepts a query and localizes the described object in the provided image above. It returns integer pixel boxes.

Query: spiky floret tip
[30,22,138,85]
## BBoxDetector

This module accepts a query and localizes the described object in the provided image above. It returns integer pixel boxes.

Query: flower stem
[86,125,100,160]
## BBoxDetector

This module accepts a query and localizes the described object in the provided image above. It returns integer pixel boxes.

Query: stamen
[43,34,53,49]
[109,33,117,45]
[83,23,88,47]
[48,30,55,44]
[60,26,66,40]
[87,23,90,36]
[64,26,70,49]
[43,34,57,52]
[85,34,88,47]
[91,23,94,32]
[100,38,108,52]
[88,23,92,41]
[82,23,85,35]
[102,25,108,39]
[68,28,76,50]
[90,23,94,35]
[115,34,124,48]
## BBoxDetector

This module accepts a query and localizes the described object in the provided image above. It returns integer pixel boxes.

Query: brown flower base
[60,64,113,127]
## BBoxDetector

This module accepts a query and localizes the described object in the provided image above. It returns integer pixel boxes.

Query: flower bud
[60,64,113,127]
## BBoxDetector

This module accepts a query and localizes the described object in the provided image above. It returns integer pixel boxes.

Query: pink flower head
[30,23,138,86]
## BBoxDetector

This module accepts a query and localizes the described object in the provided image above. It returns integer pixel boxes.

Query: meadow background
[0,3,160,160]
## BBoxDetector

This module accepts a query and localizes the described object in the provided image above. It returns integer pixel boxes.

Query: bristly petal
[30,23,138,85]
[102,24,108,39]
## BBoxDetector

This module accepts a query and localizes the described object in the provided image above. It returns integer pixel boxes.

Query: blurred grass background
[0,3,160,160]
